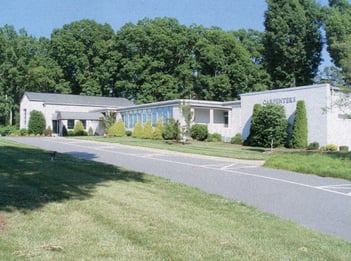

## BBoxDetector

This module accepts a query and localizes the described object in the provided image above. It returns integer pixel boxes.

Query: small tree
[28,110,46,135]
[289,100,308,148]
[143,121,153,139]
[132,121,143,138]
[153,120,163,140]
[249,104,288,148]
[108,119,126,137]
[74,120,86,136]
[162,118,180,141]
[245,104,262,146]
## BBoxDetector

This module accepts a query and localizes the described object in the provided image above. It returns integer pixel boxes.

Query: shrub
[245,104,262,146]
[143,121,153,139]
[326,144,338,151]
[132,121,143,138]
[162,118,180,141]
[289,101,308,148]
[207,133,222,142]
[73,120,87,136]
[28,110,46,135]
[190,124,208,141]
[152,120,163,140]
[108,119,126,137]
[0,125,17,136]
[125,130,132,136]
[339,145,349,152]
[307,142,319,150]
[20,128,28,136]
[247,104,288,148]
[88,127,94,136]
[231,133,243,144]
[43,126,52,136]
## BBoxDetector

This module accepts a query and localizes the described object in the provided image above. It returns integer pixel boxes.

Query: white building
[20,92,133,135]
[20,84,351,148]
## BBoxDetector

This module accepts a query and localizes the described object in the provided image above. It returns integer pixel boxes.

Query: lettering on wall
[262,97,296,106]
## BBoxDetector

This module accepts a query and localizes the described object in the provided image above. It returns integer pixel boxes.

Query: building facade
[20,84,351,149]
[20,92,133,136]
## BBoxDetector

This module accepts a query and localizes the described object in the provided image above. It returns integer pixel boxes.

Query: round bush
[339,146,349,152]
[28,110,46,135]
[326,144,338,151]
[231,133,243,144]
[207,133,222,142]
[307,142,319,150]
[190,124,208,141]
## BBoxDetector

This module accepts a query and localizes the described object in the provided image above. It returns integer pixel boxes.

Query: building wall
[326,88,351,147]
[20,95,105,134]
[240,84,330,146]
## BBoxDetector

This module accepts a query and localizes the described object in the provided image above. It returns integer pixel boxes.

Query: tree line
[1,0,350,126]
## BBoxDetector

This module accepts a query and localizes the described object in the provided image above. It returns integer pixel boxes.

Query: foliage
[324,0,351,85]
[231,133,243,145]
[190,124,208,141]
[180,102,193,137]
[28,110,46,135]
[162,118,180,141]
[289,101,308,148]
[43,126,52,137]
[245,104,263,146]
[100,111,117,133]
[339,145,349,152]
[125,130,132,136]
[307,142,320,150]
[152,120,163,140]
[142,121,153,139]
[207,133,222,142]
[108,119,126,137]
[72,120,86,136]
[50,20,117,95]
[0,125,17,136]
[132,121,143,138]
[248,104,288,148]
[326,144,338,151]
[263,0,323,88]
[88,127,94,136]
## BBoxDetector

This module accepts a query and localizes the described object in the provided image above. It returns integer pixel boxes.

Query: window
[67,119,75,129]
[23,109,27,126]
[80,120,86,129]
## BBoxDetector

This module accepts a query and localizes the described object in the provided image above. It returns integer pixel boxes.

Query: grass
[0,139,351,260]
[77,136,270,161]
[78,136,351,181]
[264,151,351,180]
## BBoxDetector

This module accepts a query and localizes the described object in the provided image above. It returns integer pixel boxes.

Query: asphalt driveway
[4,137,351,242]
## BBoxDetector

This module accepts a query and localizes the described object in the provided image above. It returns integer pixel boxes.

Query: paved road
[4,137,351,242]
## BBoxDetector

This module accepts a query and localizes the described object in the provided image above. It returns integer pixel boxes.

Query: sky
[0,0,333,66]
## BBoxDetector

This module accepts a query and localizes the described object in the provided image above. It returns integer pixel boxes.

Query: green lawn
[0,139,350,260]
[78,136,270,161]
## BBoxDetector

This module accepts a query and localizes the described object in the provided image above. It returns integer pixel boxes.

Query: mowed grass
[78,136,269,161]
[0,139,350,260]
[264,151,351,180]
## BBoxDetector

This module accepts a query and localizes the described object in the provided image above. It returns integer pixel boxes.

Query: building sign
[263,97,296,106]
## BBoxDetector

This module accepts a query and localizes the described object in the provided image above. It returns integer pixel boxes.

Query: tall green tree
[324,0,351,85]
[263,0,323,88]
[289,100,308,148]
[50,19,117,95]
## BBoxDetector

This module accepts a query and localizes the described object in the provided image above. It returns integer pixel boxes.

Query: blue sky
[0,0,333,67]
[1,0,330,37]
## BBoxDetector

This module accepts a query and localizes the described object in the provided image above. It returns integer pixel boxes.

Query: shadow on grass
[0,144,146,212]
